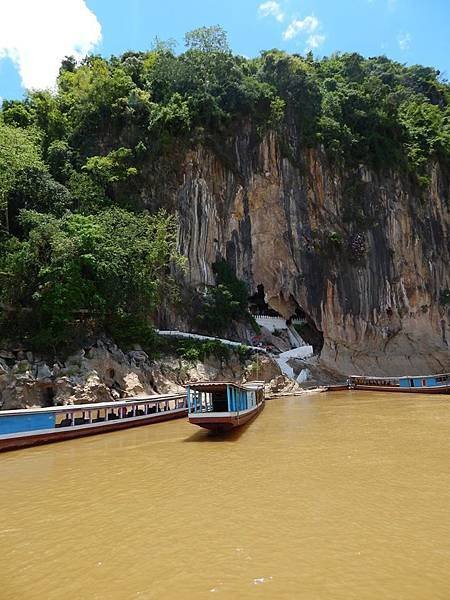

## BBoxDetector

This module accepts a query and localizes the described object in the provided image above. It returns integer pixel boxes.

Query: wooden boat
[0,393,187,452]
[344,372,450,394]
[187,381,265,431]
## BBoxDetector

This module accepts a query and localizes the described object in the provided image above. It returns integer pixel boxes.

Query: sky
[0,0,449,100]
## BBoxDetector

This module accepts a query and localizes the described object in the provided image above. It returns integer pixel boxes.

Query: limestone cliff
[159,124,449,375]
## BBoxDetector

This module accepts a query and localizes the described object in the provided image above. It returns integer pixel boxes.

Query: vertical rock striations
[172,125,449,375]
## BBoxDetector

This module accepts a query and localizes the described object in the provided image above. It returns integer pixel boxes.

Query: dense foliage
[196,259,256,335]
[1,26,449,351]
[0,207,180,351]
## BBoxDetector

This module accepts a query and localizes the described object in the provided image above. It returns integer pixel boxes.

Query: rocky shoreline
[0,338,307,411]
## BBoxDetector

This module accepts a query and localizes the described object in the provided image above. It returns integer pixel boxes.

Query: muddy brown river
[1,391,450,599]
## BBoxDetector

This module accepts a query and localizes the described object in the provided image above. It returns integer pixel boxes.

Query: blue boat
[346,372,450,393]
[0,393,187,452]
[187,381,265,431]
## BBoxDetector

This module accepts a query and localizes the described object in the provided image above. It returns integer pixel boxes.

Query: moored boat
[187,381,265,431]
[0,393,187,452]
[331,372,450,394]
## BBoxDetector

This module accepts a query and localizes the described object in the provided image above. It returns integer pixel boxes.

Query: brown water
[1,391,450,600]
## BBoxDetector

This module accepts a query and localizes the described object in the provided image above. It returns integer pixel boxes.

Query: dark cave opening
[249,284,324,354]
[291,307,324,355]
[248,284,281,317]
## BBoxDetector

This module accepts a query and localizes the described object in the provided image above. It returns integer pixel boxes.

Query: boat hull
[189,402,264,431]
[326,384,450,394]
[351,384,450,394]
[0,408,187,452]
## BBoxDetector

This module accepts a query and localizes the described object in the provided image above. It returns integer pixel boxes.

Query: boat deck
[0,393,187,451]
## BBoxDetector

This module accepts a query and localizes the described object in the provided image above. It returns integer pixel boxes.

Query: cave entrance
[249,284,324,355]
[290,305,324,354]
[248,284,281,317]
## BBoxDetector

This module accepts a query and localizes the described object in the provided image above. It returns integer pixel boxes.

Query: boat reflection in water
[187,381,265,431]
[0,393,187,452]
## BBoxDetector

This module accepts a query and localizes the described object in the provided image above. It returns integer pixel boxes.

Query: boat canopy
[187,381,264,414]
[348,373,450,389]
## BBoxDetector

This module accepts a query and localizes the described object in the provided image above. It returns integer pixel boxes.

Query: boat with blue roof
[345,372,450,393]
[187,381,265,431]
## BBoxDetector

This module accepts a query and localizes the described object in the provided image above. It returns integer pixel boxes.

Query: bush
[0,208,181,351]
[197,259,251,334]
[171,338,231,363]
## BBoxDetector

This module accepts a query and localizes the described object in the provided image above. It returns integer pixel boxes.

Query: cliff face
[160,124,449,376]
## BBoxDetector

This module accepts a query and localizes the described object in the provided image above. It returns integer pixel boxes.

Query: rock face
[0,340,288,410]
[169,125,450,375]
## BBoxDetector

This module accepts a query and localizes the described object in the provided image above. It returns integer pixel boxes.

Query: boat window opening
[56,413,73,428]
[95,409,106,422]
[73,411,85,425]
[212,390,228,412]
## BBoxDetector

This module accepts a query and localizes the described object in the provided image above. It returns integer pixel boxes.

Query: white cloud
[258,1,285,23]
[283,16,319,40]
[0,0,102,90]
[397,32,411,51]
[305,33,326,51]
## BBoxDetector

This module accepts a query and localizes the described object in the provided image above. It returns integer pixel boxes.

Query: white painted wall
[273,345,314,380]
[254,316,288,333]
[255,316,307,349]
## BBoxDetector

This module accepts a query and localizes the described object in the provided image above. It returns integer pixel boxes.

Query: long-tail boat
[342,372,450,394]
[187,381,265,431]
[0,393,187,452]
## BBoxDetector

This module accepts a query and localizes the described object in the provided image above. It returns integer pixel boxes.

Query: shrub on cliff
[197,259,252,334]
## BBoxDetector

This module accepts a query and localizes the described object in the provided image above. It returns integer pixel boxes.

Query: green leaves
[184,26,230,54]
[197,259,251,334]
[398,99,450,171]
[0,123,45,232]
[0,209,181,351]
[83,148,138,184]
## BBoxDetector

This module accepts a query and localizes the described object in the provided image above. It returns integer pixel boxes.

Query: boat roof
[188,381,264,392]
[0,392,185,417]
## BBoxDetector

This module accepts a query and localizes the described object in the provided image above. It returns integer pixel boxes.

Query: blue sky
[1,0,449,101]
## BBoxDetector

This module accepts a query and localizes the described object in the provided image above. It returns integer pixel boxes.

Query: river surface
[1,391,450,599]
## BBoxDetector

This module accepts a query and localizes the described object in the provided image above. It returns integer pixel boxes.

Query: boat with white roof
[0,393,187,451]
[187,381,265,431]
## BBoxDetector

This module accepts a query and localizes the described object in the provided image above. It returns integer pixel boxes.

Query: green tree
[184,25,230,53]
[0,123,45,232]
[197,259,251,334]
[0,208,182,350]
[83,147,138,185]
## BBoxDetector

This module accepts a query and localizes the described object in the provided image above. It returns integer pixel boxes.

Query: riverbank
[0,337,305,410]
